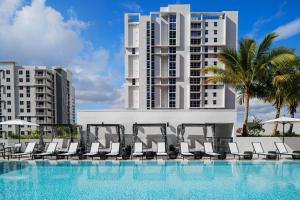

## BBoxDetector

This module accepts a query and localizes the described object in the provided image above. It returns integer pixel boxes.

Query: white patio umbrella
[263,116,300,142]
[0,119,39,143]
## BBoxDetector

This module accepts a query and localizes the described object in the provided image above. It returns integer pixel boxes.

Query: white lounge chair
[58,142,78,160]
[156,142,168,159]
[180,142,194,159]
[9,142,36,160]
[204,142,221,160]
[33,142,58,160]
[106,142,120,159]
[252,142,276,159]
[228,142,248,159]
[132,142,144,160]
[83,142,100,159]
[275,142,300,159]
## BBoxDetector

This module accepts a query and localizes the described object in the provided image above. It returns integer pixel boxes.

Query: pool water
[0,160,300,200]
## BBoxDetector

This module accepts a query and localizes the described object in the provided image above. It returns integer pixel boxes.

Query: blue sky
[0,0,300,121]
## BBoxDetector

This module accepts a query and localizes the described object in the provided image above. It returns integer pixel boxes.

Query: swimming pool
[0,160,299,200]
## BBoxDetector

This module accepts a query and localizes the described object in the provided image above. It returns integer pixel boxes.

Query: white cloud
[122,2,143,13]
[246,2,286,38]
[274,18,300,40]
[0,0,124,108]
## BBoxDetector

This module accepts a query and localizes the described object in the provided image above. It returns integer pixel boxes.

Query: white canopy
[263,117,300,124]
[0,119,39,126]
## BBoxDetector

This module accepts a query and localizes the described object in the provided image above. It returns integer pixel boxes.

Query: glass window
[214,38,217,42]
[205,38,208,42]
[169,15,176,23]
[169,23,176,30]
[18,70,23,75]
[205,30,208,34]
[214,30,217,34]
[205,22,208,27]
[6,70,10,74]
[214,22,218,26]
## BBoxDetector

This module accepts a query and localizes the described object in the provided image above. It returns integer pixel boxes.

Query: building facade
[125,4,237,110]
[77,4,238,149]
[0,61,75,138]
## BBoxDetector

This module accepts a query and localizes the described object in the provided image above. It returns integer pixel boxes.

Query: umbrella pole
[18,125,20,144]
[282,123,285,143]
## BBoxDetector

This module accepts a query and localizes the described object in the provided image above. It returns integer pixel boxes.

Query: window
[205,38,208,42]
[214,61,217,65]
[7,101,11,105]
[19,78,23,82]
[191,23,201,29]
[213,92,217,97]
[191,39,201,45]
[169,23,176,30]
[213,85,217,89]
[214,22,218,26]
[205,22,208,27]
[20,109,24,113]
[214,47,217,52]
[213,100,217,105]
[190,93,200,99]
[169,55,176,61]
[7,93,11,97]
[204,100,208,104]
[214,30,217,34]
[27,109,31,113]
[6,85,10,90]
[20,101,24,105]
[214,38,217,42]
[20,93,23,97]
[169,39,176,45]
[169,47,176,53]
[6,78,10,82]
[8,116,11,120]
[19,70,23,75]
[132,79,136,85]
[169,31,176,38]
[6,70,10,74]
[26,93,30,98]
[26,78,30,82]
[169,78,176,84]
[7,108,11,112]
[205,54,208,58]
[169,15,176,23]
[204,92,208,97]
[204,61,208,66]
[205,30,208,35]
[132,48,135,54]
[205,85,208,89]
[190,85,201,92]
[205,47,208,52]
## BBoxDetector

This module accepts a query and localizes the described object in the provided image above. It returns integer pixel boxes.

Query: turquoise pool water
[0,160,300,200]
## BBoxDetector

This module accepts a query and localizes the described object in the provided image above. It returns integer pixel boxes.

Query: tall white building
[0,61,75,138]
[78,4,238,149]
[124,4,237,110]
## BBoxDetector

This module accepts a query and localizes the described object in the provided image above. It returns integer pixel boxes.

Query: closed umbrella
[0,119,39,143]
[263,117,300,143]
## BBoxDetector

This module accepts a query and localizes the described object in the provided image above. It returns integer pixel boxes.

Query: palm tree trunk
[272,106,281,136]
[242,92,249,136]
[288,109,295,134]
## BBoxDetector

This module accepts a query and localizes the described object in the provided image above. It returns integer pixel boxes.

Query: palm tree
[257,50,297,135]
[282,59,300,134]
[202,33,296,136]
